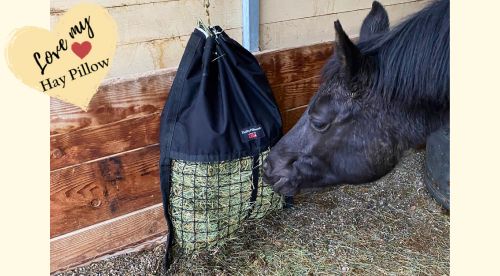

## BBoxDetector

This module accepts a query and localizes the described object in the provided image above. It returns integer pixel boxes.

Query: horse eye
[310,118,331,132]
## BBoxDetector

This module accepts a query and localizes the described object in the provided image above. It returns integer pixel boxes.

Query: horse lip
[272,176,299,196]
[262,170,283,185]
[273,177,289,190]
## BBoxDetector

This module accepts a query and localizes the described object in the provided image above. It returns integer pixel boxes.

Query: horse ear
[334,20,361,78]
[359,1,389,42]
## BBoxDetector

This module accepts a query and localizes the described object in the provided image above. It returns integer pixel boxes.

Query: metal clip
[211,51,226,62]
[196,19,212,37]
[211,26,224,37]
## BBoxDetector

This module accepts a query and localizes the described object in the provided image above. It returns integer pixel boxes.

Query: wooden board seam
[286,104,309,112]
[118,26,241,47]
[51,234,167,274]
[52,203,165,242]
[50,111,160,139]
[271,74,320,89]
[51,203,167,273]
[50,41,333,236]
[259,1,421,26]
[98,42,331,86]
[51,0,175,15]
[51,143,159,173]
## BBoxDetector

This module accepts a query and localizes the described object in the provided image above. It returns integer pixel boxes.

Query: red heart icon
[71,41,92,59]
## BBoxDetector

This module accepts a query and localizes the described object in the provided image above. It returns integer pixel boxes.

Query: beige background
[2,0,500,275]
[450,1,500,275]
[1,0,50,274]
[51,0,431,79]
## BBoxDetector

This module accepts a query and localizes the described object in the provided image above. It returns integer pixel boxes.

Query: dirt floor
[55,149,449,276]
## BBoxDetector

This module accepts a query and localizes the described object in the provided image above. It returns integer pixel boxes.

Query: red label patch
[240,125,265,143]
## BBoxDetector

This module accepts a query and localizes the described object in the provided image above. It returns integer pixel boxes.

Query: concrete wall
[50,0,430,80]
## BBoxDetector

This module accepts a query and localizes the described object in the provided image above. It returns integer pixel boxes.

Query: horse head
[263,1,449,196]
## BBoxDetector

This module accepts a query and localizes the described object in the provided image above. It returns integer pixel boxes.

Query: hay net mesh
[169,149,283,253]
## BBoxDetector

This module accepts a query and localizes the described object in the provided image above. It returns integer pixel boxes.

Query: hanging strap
[159,31,204,271]
[243,154,260,219]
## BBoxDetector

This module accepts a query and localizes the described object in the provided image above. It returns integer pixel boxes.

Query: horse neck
[385,102,449,150]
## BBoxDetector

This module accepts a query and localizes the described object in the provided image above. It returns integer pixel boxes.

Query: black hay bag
[159,26,284,265]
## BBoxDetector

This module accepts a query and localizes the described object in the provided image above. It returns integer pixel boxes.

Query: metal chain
[203,0,211,26]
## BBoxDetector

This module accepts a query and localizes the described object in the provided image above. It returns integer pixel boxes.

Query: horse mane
[326,0,450,109]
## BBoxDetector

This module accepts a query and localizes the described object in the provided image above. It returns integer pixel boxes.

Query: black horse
[263,0,449,196]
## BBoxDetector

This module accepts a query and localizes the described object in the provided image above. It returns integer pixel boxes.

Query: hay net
[159,26,286,267]
[169,149,284,254]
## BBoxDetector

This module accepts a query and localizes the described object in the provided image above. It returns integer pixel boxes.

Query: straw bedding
[54,149,449,276]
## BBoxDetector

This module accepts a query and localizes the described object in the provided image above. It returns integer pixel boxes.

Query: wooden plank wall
[50,41,334,273]
[50,0,430,79]
[50,0,432,272]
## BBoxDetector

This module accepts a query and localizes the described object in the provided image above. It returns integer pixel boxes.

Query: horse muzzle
[262,157,300,196]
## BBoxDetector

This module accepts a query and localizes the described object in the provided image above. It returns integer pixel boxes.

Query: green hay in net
[169,150,283,253]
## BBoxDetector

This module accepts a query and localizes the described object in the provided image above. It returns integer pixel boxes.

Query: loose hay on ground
[54,149,449,276]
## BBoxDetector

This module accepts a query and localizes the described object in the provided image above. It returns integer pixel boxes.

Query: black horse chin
[262,155,331,196]
[265,176,299,196]
[262,161,298,196]
[264,170,338,196]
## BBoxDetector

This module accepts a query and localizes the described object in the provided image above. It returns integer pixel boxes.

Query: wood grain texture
[272,75,321,112]
[50,43,331,136]
[50,69,175,136]
[50,104,314,237]
[49,0,432,270]
[283,105,309,133]
[51,145,162,237]
[50,83,318,170]
[50,42,332,258]
[257,42,333,86]
[50,42,333,170]
[51,204,167,273]
[51,113,160,170]
[49,105,312,271]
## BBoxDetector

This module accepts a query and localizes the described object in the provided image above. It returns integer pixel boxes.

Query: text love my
[33,16,94,75]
